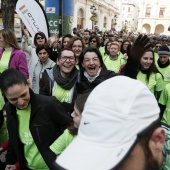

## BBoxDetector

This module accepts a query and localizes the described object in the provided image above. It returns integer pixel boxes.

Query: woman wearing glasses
[39,48,78,114]
[76,46,116,94]
[88,35,100,48]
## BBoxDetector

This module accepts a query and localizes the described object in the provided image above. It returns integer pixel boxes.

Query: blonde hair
[110,42,120,51]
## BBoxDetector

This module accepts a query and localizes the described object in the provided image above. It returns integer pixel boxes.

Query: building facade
[74,0,119,31]
[138,0,170,35]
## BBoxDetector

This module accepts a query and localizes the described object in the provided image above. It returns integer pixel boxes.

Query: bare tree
[1,0,18,30]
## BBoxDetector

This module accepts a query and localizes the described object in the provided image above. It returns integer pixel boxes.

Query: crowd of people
[0,26,170,170]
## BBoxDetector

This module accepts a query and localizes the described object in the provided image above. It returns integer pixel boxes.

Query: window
[145,7,151,17]
[128,7,130,12]
[159,8,165,18]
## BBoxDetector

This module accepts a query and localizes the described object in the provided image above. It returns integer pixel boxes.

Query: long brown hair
[0,29,21,49]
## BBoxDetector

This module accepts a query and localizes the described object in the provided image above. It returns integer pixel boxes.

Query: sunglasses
[156,46,161,48]
[90,40,97,43]
[36,37,44,40]
[162,39,167,42]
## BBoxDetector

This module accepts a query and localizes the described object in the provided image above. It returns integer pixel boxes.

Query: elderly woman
[76,46,117,94]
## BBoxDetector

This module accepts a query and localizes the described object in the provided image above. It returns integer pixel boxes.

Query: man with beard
[55,35,170,170]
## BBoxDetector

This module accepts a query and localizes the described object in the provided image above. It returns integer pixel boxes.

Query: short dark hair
[0,68,28,94]
[84,30,91,35]
[78,46,106,80]
[36,44,50,55]
[58,48,76,59]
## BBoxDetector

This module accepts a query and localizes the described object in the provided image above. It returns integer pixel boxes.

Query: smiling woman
[39,48,79,114]
[76,46,117,94]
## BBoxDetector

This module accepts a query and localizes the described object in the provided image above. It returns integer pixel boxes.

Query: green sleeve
[50,129,74,155]
[159,85,169,106]
[155,73,164,92]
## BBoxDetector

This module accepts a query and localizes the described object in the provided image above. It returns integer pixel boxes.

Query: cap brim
[56,136,137,170]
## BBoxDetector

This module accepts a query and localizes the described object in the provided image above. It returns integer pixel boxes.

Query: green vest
[104,53,126,73]
[137,71,163,94]
[155,61,170,88]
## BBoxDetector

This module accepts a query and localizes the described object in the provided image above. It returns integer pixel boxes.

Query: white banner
[16,0,49,38]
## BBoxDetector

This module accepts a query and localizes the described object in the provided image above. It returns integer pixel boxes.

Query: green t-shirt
[0,90,4,110]
[0,48,12,73]
[52,82,74,103]
[155,61,170,88]
[16,104,49,170]
[159,83,170,125]
[137,71,163,94]
[50,129,76,155]
[159,125,170,170]
[0,49,12,110]
[104,54,126,73]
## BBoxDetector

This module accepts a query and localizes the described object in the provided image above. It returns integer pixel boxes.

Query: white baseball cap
[55,76,160,170]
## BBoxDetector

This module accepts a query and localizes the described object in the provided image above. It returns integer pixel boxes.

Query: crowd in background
[0,25,170,169]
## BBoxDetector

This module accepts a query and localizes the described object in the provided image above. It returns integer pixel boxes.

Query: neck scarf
[158,59,170,68]
[53,64,78,90]
[84,67,102,83]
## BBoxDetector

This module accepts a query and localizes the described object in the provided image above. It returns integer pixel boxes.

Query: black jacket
[5,89,72,170]
[76,69,117,94]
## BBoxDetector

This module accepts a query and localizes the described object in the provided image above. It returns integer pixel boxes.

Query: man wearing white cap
[55,75,170,170]
[54,35,170,170]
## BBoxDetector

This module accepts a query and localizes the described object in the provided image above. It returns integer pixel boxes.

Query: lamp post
[114,15,117,25]
[90,4,96,30]
[125,20,127,30]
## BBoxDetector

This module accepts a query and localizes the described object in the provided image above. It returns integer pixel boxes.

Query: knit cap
[158,45,170,55]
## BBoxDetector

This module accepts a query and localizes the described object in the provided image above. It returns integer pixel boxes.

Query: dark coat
[76,68,117,94]
[5,89,72,170]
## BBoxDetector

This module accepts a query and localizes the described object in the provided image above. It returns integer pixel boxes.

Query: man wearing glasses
[161,35,168,46]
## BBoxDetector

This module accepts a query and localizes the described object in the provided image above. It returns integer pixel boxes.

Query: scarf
[84,67,102,83]
[53,64,78,90]
[157,59,170,68]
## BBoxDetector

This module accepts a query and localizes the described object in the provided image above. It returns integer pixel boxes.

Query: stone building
[138,0,170,35]
[115,0,139,32]
[74,0,119,31]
